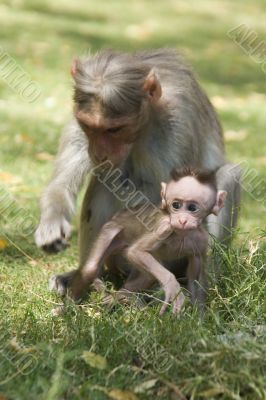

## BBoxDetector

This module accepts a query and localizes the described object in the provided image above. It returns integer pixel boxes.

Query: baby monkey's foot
[101,289,145,309]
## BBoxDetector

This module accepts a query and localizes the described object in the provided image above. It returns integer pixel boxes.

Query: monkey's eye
[172,201,182,210]
[106,126,123,134]
[187,203,198,212]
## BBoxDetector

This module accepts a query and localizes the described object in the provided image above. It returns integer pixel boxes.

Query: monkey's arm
[35,121,91,253]
[126,226,185,315]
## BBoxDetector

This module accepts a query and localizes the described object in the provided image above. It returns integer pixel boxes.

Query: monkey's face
[161,177,218,231]
[72,55,162,165]
[75,102,146,165]
[168,201,204,231]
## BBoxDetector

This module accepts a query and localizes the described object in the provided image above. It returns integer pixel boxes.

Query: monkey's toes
[51,305,66,316]
[49,270,77,296]
[101,291,145,309]
[43,239,69,254]
[49,275,68,296]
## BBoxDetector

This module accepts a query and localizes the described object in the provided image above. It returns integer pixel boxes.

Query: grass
[0,0,266,399]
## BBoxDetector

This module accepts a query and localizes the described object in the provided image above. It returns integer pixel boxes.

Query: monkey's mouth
[90,137,132,165]
[172,223,198,231]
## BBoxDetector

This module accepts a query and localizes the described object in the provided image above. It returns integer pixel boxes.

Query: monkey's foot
[51,305,66,316]
[35,217,72,253]
[49,270,77,296]
[91,278,108,293]
[101,289,145,309]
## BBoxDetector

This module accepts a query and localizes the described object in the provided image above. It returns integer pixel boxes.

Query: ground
[0,0,266,399]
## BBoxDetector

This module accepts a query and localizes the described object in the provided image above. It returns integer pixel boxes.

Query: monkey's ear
[71,59,80,77]
[144,70,162,102]
[212,190,227,216]
[160,182,167,209]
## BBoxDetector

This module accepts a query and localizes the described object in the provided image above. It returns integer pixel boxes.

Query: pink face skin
[161,176,227,231]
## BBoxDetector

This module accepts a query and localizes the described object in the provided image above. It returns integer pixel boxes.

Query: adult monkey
[35,49,241,300]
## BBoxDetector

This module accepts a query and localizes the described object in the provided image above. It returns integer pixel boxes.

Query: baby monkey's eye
[187,203,198,212]
[172,201,182,210]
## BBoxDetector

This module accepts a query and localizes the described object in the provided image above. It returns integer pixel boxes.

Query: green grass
[0,0,266,399]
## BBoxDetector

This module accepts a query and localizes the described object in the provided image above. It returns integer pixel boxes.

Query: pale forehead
[166,176,215,203]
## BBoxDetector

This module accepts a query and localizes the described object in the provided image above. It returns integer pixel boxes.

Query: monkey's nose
[179,218,187,227]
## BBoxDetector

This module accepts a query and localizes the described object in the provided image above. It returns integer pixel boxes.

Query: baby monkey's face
[161,176,227,231]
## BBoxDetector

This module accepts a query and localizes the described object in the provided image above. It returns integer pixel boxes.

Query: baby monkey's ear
[212,190,227,216]
[70,58,82,78]
[160,182,167,209]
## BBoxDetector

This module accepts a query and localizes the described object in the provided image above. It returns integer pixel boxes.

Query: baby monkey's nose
[179,218,187,227]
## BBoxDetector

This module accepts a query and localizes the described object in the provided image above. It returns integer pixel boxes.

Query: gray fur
[35,49,240,295]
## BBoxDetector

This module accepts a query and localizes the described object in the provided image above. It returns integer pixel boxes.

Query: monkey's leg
[122,268,155,292]
[207,163,241,276]
[208,163,241,245]
[50,177,120,298]
[127,246,185,315]
[102,268,155,306]
[187,255,206,308]
[68,221,123,301]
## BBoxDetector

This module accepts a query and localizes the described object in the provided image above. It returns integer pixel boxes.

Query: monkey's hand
[35,215,72,253]
[160,276,185,315]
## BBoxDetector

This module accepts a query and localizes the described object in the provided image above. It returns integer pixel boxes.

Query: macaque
[66,168,227,314]
[35,49,241,299]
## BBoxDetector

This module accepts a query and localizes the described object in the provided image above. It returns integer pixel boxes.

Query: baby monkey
[70,168,227,315]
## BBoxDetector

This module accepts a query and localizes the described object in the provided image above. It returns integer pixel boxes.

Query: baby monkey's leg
[127,244,185,315]
[102,268,156,307]
[187,255,206,308]
[68,221,123,301]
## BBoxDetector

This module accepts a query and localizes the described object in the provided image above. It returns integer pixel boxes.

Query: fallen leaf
[198,386,225,397]
[0,394,8,400]
[28,259,38,267]
[0,239,9,250]
[134,379,157,393]
[257,156,266,165]
[9,337,36,354]
[36,152,54,161]
[125,24,153,40]
[224,129,248,142]
[83,307,101,319]
[211,96,228,109]
[108,389,139,400]
[0,171,22,184]
[15,133,33,144]
[82,351,107,370]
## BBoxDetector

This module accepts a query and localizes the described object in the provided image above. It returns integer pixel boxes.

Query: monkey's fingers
[43,238,69,254]
[172,292,186,315]
[159,297,171,315]
[35,217,72,253]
